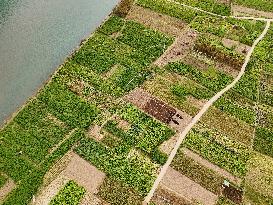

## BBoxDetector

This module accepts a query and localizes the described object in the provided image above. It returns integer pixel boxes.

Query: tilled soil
[154,28,198,67]
[222,184,243,204]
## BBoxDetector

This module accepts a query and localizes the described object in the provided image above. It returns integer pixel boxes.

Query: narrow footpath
[143,4,272,202]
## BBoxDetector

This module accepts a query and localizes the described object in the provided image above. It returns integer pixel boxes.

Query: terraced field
[1,0,273,204]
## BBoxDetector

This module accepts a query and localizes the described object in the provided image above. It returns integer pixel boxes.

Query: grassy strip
[97,177,143,205]
[166,61,233,93]
[201,107,254,146]
[175,0,231,15]
[253,127,273,158]
[0,174,8,188]
[172,150,224,194]
[194,34,244,70]
[191,16,265,46]
[136,0,201,23]
[214,96,256,125]
[234,0,273,12]
[184,125,250,177]
[38,81,99,129]
[49,181,86,205]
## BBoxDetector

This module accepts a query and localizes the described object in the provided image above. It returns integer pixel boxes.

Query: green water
[0,0,119,126]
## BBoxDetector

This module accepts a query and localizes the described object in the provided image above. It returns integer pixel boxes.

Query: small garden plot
[97,177,143,205]
[190,15,265,46]
[171,149,225,194]
[49,180,86,205]
[244,185,273,205]
[126,5,187,37]
[62,153,106,194]
[174,0,231,16]
[166,61,233,93]
[194,34,245,70]
[183,123,250,177]
[125,88,192,130]
[136,0,202,23]
[201,107,254,146]
[253,127,273,158]
[161,167,218,205]
[143,70,212,116]
[154,28,198,67]
[214,95,256,125]
[38,81,99,129]
[151,185,192,205]
[245,153,273,200]
[233,0,273,13]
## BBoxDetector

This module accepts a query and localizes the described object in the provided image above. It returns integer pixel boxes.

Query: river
[0,0,119,126]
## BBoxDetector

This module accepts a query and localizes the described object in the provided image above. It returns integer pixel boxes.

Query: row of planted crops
[1,0,273,204]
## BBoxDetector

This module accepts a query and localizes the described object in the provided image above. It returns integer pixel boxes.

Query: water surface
[0,0,119,126]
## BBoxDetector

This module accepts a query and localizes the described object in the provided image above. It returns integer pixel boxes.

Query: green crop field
[1,0,273,204]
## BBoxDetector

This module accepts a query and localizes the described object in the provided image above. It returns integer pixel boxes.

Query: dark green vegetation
[0,174,7,188]
[175,0,231,15]
[50,181,86,205]
[75,103,174,195]
[1,0,273,204]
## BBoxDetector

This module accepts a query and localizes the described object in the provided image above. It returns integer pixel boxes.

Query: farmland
[1,0,273,204]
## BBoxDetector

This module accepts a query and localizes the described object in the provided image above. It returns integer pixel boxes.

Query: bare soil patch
[88,125,104,141]
[222,184,243,204]
[80,192,108,205]
[187,96,207,109]
[154,28,198,67]
[63,152,106,193]
[232,5,273,19]
[183,148,242,185]
[217,0,230,5]
[102,64,119,79]
[125,88,152,110]
[46,113,66,127]
[151,185,192,205]
[114,116,131,131]
[42,151,73,187]
[159,135,178,155]
[32,175,69,205]
[144,98,177,124]
[68,80,85,96]
[126,88,192,129]
[0,178,16,202]
[161,167,218,205]
[126,5,187,37]
[222,38,250,56]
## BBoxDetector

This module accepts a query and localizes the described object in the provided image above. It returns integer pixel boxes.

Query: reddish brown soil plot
[222,184,243,204]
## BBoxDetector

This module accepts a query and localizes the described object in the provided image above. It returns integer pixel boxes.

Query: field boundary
[143,20,271,204]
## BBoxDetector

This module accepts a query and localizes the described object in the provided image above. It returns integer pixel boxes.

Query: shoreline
[0,0,123,131]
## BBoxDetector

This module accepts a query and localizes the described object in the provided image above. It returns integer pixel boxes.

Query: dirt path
[143,20,271,204]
